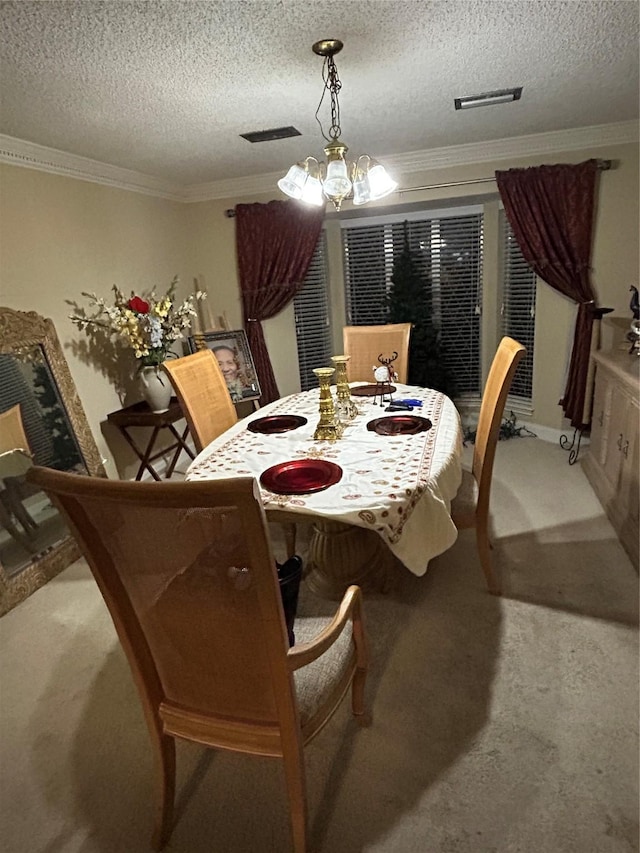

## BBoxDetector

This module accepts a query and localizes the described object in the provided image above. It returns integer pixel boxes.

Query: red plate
[351,383,397,397]
[367,415,432,436]
[247,415,308,434]
[260,459,342,494]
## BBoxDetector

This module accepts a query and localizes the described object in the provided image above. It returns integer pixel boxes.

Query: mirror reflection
[0,347,85,577]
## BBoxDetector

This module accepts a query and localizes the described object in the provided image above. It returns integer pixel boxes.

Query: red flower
[127,295,150,314]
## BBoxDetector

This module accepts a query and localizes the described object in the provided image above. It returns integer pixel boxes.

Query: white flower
[69,276,205,367]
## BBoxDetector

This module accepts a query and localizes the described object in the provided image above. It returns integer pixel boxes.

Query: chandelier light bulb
[367,162,398,200]
[352,175,371,205]
[277,163,308,200]
[300,174,325,206]
[324,157,351,197]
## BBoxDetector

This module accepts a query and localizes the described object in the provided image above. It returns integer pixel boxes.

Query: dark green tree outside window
[386,222,456,397]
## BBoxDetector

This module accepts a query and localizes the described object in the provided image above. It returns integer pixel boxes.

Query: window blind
[500,211,536,406]
[342,211,483,396]
[293,231,332,391]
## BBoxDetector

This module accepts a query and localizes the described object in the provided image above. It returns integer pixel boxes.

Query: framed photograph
[187,329,261,403]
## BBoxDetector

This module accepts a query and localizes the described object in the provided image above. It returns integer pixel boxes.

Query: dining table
[185,382,464,598]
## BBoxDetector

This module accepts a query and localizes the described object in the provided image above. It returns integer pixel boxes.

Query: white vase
[139,365,172,412]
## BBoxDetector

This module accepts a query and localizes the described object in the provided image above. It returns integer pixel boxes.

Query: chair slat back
[473,337,526,514]
[163,350,237,453]
[27,469,297,730]
[342,324,412,384]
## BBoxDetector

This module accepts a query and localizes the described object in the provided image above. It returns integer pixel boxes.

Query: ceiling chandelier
[277,39,398,212]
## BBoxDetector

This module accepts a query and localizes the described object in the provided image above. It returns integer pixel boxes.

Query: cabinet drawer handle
[617,433,623,451]
[623,440,629,458]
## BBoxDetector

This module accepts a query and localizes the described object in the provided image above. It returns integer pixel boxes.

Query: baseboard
[519,421,590,447]
[459,411,590,447]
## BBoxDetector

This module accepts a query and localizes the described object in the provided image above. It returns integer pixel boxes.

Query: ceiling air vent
[240,126,302,143]
[454,87,523,110]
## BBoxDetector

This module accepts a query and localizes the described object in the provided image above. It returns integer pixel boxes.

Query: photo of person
[188,330,261,403]
[212,344,257,402]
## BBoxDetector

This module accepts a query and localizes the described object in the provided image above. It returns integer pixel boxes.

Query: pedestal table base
[304,519,399,600]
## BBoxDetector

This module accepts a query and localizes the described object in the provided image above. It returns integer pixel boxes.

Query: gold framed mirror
[0,307,106,616]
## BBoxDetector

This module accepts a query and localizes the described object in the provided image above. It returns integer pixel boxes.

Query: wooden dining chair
[27,468,371,853]
[342,323,412,383]
[162,349,237,454]
[0,403,39,543]
[163,349,297,557]
[450,336,526,595]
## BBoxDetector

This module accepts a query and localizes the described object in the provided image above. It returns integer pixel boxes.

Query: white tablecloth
[186,384,463,577]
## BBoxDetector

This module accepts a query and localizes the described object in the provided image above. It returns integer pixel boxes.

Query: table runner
[186,384,463,576]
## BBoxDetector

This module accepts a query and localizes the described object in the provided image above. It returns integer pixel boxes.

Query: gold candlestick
[312,367,343,440]
[331,354,358,421]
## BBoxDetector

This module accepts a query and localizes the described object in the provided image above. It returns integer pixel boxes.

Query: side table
[107,398,195,481]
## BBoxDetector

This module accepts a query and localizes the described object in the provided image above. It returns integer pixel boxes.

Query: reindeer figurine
[372,352,398,406]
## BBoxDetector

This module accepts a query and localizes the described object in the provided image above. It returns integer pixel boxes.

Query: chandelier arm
[355,154,371,177]
[304,156,322,179]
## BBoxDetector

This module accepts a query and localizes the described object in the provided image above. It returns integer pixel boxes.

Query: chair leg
[4,479,39,533]
[351,666,372,727]
[151,734,176,851]
[350,590,371,726]
[476,523,500,595]
[0,496,38,553]
[282,745,308,853]
[281,522,297,560]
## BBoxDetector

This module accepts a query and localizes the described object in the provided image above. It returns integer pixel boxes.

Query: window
[293,231,332,391]
[500,211,536,406]
[342,208,483,396]
[293,205,537,407]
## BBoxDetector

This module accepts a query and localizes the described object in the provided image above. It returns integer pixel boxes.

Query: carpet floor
[0,438,637,853]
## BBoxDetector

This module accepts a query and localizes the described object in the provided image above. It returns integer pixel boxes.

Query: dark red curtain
[496,160,600,428]
[235,200,324,404]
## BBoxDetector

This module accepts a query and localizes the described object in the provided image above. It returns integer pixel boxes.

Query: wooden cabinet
[583,350,639,569]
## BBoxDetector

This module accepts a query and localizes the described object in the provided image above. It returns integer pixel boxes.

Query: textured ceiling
[0,0,638,187]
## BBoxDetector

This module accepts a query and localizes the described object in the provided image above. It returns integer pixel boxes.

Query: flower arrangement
[69,276,205,368]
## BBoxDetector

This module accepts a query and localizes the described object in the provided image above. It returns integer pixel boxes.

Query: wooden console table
[583,349,639,569]
[107,399,195,481]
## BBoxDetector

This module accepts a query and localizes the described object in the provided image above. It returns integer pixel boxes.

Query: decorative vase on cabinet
[139,365,172,413]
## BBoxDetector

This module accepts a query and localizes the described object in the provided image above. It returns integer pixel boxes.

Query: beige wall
[0,166,191,477]
[1,139,638,475]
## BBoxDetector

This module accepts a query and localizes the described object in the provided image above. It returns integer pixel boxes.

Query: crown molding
[1,121,637,203]
[386,120,639,173]
[178,120,640,201]
[181,171,279,202]
[0,135,184,200]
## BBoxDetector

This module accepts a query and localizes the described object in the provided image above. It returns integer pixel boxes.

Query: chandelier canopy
[278,39,398,212]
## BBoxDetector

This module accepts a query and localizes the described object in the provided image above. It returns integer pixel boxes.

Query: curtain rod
[223,159,612,215]
[398,158,612,195]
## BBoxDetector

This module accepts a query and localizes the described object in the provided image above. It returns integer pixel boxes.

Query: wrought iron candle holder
[312,367,343,440]
[331,354,359,422]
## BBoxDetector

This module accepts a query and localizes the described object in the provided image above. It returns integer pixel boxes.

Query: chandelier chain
[314,55,342,143]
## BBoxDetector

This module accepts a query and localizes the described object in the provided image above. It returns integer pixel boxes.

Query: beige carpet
[0,438,637,853]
